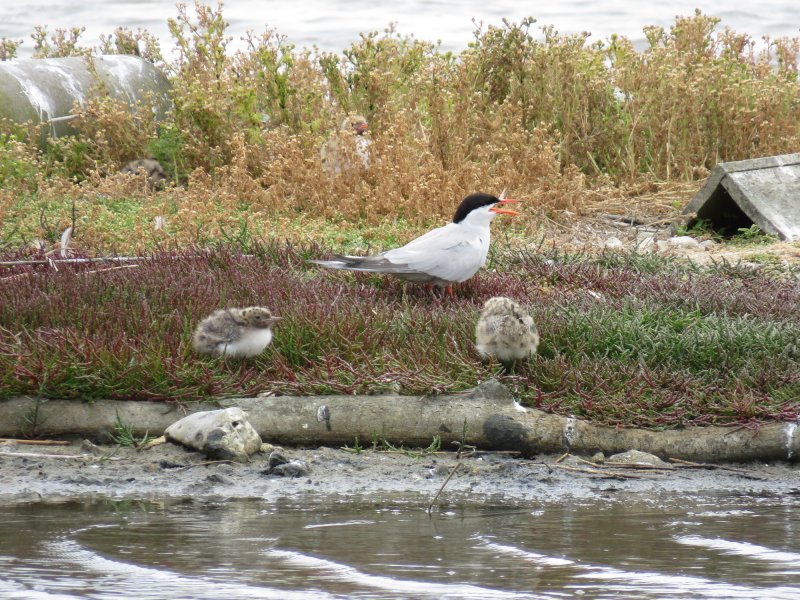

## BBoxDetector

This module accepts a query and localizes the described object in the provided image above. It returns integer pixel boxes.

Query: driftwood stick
[669,457,761,475]
[0,438,70,446]
[0,451,94,460]
[553,464,656,480]
[176,460,233,471]
[427,461,464,513]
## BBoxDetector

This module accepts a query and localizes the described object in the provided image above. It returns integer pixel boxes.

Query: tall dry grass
[1,5,799,252]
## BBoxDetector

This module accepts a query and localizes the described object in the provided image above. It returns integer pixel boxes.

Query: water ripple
[675,535,800,567]
[266,548,539,599]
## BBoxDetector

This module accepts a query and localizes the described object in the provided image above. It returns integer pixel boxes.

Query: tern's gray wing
[383,222,487,283]
[196,311,241,343]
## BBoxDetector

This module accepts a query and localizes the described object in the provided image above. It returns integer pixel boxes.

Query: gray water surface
[2,492,799,599]
[1,0,799,58]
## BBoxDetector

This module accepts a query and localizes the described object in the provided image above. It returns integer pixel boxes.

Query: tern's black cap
[452,193,502,223]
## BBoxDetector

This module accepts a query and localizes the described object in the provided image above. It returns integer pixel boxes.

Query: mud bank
[1,438,799,507]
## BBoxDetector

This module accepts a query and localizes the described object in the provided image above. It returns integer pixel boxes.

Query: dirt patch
[544,204,800,267]
[1,439,798,507]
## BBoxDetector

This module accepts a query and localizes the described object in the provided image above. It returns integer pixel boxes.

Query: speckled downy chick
[320,114,370,174]
[121,158,167,189]
[475,297,539,373]
[192,307,281,358]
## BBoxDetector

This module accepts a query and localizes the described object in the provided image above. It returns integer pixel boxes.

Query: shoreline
[2,438,799,507]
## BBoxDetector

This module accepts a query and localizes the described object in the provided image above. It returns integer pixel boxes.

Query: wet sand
[1,440,798,506]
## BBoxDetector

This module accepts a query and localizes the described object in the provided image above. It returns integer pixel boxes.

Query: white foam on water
[476,535,800,599]
[304,519,376,529]
[476,538,574,567]
[41,539,326,600]
[0,578,78,600]
[676,535,800,567]
[266,548,539,599]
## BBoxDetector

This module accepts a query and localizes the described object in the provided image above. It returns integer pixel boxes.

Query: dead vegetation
[0,7,799,253]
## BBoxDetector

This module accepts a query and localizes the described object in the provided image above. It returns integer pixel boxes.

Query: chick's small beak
[355,123,368,135]
[490,198,521,216]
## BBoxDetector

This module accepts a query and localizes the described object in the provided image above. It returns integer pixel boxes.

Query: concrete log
[0,381,797,463]
[0,55,171,139]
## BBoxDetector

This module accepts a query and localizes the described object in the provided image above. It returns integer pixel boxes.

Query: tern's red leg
[446,285,454,299]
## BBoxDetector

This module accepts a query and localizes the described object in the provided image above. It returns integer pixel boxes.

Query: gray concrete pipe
[0,55,171,138]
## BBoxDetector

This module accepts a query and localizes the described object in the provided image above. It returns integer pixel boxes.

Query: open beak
[355,123,368,135]
[489,198,521,216]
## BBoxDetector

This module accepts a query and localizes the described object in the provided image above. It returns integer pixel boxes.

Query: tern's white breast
[219,328,273,357]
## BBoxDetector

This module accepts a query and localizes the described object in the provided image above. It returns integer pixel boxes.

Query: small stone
[80,439,105,456]
[604,237,623,249]
[205,473,232,485]
[271,460,311,478]
[434,464,451,476]
[268,451,290,469]
[156,459,184,470]
[591,452,605,464]
[699,239,717,251]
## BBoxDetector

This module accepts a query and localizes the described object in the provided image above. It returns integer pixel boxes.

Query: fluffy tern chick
[192,307,281,358]
[320,114,370,174]
[475,297,539,373]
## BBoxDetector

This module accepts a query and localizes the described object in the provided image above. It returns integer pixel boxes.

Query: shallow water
[1,0,799,58]
[2,491,799,599]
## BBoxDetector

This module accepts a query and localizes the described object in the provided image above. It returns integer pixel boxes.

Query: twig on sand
[669,457,766,479]
[0,438,70,446]
[0,450,119,460]
[553,464,657,479]
[426,461,464,514]
[176,460,233,471]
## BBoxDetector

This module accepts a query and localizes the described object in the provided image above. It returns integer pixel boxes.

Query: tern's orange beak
[489,198,521,216]
[355,122,368,135]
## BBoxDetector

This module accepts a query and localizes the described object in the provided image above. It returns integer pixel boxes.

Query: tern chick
[320,114,370,174]
[192,307,281,358]
[310,192,521,296]
[475,297,539,373]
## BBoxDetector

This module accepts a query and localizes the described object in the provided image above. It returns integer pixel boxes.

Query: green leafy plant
[111,412,153,449]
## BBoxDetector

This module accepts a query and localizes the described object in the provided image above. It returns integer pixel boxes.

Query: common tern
[475,296,539,373]
[192,307,281,358]
[311,192,521,295]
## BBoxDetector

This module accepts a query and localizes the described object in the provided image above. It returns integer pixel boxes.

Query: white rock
[699,239,717,251]
[164,407,262,462]
[667,235,701,249]
[604,237,623,249]
[607,449,673,468]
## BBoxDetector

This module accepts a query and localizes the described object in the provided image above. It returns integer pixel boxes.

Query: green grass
[1,243,797,429]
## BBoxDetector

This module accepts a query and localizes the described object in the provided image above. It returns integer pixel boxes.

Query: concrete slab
[683,153,800,241]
